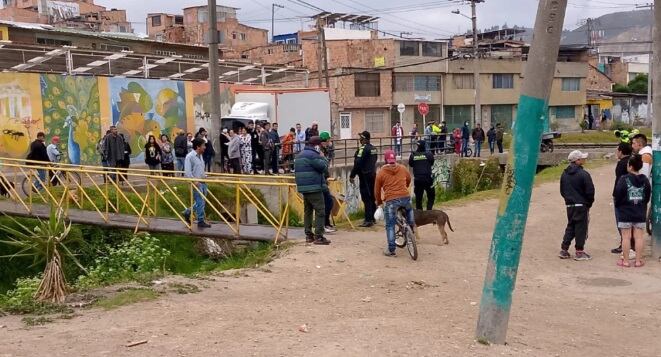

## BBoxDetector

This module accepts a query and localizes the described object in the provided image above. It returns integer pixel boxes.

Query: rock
[470,302,477,306]
[195,237,233,260]
[361,296,372,303]
[336,258,346,263]
[298,324,309,333]
[316,265,321,269]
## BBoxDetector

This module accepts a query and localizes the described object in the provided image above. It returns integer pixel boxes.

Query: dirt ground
[2,163,661,357]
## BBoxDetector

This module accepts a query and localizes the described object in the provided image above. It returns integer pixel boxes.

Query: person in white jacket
[632,134,652,181]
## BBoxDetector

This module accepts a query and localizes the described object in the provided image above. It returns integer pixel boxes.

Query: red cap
[384,149,396,164]
[51,136,60,144]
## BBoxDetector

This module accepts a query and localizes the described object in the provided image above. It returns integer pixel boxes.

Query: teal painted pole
[651,2,661,260]
[475,0,568,344]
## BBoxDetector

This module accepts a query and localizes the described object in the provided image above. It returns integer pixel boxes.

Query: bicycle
[394,206,418,260]
[21,163,82,196]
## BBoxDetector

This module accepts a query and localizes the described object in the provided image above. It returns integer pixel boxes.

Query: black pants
[323,190,334,227]
[414,179,436,210]
[562,206,589,251]
[497,140,503,153]
[263,150,272,174]
[272,148,279,174]
[229,158,241,174]
[359,172,376,223]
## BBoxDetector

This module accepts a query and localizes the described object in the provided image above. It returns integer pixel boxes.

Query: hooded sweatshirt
[560,163,595,207]
[614,173,651,223]
[374,163,412,206]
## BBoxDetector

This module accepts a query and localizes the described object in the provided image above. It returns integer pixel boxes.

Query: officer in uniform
[408,140,435,210]
[350,130,378,227]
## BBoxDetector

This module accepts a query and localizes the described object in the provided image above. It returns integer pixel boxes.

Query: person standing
[46,136,61,186]
[159,134,175,177]
[144,135,162,175]
[282,127,295,173]
[294,123,306,154]
[614,154,651,267]
[408,140,435,210]
[26,132,50,191]
[239,127,253,174]
[197,128,215,172]
[471,123,485,157]
[305,122,319,141]
[612,142,633,254]
[452,128,462,155]
[495,123,504,154]
[294,136,330,245]
[174,131,188,174]
[375,149,414,257]
[410,123,419,138]
[559,150,595,261]
[320,134,335,233]
[186,132,194,153]
[103,126,125,182]
[631,134,652,180]
[182,138,211,229]
[270,122,281,174]
[119,133,131,183]
[219,128,230,172]
[487,125,497,155]
[438,121,447,153]
[227,129,242,174]
[248,122,262,173]
[349,130,378,227]
[424,121,434,153]
[461,121,470,157]
[391,121,404,157]
[260,123,274,175]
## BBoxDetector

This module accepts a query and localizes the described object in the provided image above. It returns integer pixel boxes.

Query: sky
[96,0,648,38]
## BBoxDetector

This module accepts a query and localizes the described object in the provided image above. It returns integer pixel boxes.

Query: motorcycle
[540,132,560,153]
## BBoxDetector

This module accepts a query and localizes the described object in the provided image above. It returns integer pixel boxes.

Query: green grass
[94,288,160,310]
[213,242,278,271]
[502,128,651,146]
[535,159,609,185]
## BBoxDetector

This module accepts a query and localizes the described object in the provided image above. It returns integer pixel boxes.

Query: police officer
[409,140,435,210]
[350,130,378,227]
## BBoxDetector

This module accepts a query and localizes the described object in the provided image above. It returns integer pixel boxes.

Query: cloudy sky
[97,0,646,38]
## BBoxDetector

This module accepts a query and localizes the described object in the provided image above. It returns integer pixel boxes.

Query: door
[340,112,352,139]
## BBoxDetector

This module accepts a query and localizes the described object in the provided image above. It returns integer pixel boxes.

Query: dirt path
[3,163,661,357]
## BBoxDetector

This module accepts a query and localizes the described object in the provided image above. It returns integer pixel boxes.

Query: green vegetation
[555,128,651,144]
[450,157,503,196]
[94,288,160,310]
[0,276,71,315]
[614,74,648,94]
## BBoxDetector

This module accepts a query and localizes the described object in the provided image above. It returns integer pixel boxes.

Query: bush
[77,233,170,289]
[450,158,503,195]
[611,121,634,132]
[0,276,68,314]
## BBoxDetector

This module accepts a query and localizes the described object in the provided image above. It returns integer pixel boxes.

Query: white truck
[220,88,332,134]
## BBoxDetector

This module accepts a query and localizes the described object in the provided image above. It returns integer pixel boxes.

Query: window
[394,75,413,92]
[365,111,385,133]
[493,74,514,89]
[119,25,126,32]
[444,106,473,129]
[240,33,247,41]
[355,73,380,97]
[554,106,576,119]
[491,105,513,130]
[414,75,440,91]
[561,78,580,91]
[151,15,161,27]
[422,42,442,57]
[399,41,419,56]
[175,15,184,25]
[156,50,177,56]
[452,74,474,89]
[286,38,296,44]
[100,44,130,51]
[36,38,72,46]
[232,32,237,40]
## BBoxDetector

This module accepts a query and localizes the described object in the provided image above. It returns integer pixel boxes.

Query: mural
[41,74,102,165]
[110,78,187,161]
[0,73,42,159]
[190,82,233,132]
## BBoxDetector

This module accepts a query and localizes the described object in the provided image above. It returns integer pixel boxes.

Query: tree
[613,74,648,94]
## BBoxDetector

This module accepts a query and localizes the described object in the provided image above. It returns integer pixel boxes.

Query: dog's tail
[444,212,454,232]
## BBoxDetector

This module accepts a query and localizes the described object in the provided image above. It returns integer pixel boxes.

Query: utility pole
[475,0,568,344]
[320,21,331,89]
[651,0,661,260]
[315,16,330,88]
[636,3,654,125]
[271,3,284,43]
[471,0,483,126]
[207,0,221,171]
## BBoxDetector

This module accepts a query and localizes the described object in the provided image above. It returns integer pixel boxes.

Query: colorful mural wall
[0,73,235,164]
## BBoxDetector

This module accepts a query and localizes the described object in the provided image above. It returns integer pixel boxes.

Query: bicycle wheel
[21,177,31,196]
[395,225,406,248]
[404,224,418,261]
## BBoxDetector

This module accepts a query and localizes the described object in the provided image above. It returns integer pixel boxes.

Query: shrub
[0,276,69,314]
[77,233,170,289]
[611,121,634,132]
[451,158,503,195]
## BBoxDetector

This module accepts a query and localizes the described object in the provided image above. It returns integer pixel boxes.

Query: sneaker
[611,246,623,254]
[558,250,571,259]
[182,211,191,224]
[305,235,315,243]
[574,251,592,261]
[358,221,370,227]
[383,249,396,257]
[197,221,211,229]
[325,226,337,234]
[313,237,331,245]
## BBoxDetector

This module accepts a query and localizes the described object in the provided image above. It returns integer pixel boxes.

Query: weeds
[94,288,160,310]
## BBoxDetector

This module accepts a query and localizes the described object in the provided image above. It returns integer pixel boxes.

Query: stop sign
[417,102,429,116]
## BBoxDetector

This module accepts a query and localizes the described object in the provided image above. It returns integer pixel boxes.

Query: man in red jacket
[391,121,404,157]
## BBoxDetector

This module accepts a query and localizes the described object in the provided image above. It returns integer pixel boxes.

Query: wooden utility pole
[316,17,324,87]
[471,0,483,126]
[475,0,568,344]
[207,0,221,171]
[651,0,661,259]
[271,3,284,43]
[320,22,331,89]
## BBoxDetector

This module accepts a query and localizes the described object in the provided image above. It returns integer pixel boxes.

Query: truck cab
[220,102,270,132]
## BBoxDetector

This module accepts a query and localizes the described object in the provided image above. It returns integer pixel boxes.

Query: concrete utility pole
[271,3,284,43]
[471,0,483,126]
[637,3,654,125]
[315,17,323,87]
[207,0,222,171]
[320,22,331,89]
[475,0,568,344]
[651,0,661,259]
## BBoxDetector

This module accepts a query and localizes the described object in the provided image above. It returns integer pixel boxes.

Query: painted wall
[0,73,234,164]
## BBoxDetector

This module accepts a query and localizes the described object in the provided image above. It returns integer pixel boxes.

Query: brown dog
[414,209,454,245]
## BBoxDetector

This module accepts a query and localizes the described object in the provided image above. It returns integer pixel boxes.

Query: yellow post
[235,184,241,237]
[153,178,158,217]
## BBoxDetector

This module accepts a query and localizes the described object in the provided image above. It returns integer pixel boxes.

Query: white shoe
[325,227,336,234]
[629,249,637,259]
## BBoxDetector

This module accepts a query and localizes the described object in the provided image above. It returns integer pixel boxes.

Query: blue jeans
[488,140,495,154]
[384,196,414,253]
[474,140,482,157]
[184,183,207,224]
[461,138,469,157]
[34,169,46,191]
[176,158,185,173]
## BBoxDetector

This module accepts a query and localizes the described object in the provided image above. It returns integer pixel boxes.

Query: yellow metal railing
[0,157,296,242]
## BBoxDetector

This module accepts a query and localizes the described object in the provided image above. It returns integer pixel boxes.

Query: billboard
[39,0,81,22]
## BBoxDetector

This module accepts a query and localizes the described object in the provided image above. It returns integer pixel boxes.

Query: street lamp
[451,9,471,20]
[452,3,482,126]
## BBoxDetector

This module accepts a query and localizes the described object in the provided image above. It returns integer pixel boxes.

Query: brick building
[147,5,268,54]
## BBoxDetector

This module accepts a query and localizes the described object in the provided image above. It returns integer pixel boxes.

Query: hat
[222,128,228,133]
[568,150,588,162]
[308,136,322,146]
[384,149,397,164]
[359,130,371,140]
[320,131,331,142]
[51,136,60,144]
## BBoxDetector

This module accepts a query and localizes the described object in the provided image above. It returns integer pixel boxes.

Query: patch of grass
[94,288,159,310]
[168,283,200,294]
[22,316,53,326]
[476,337,491,346]
[214,242,277,271]
[535,159,609,185]
[156,234,220,275]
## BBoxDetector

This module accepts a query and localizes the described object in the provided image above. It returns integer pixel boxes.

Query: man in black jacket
[409,140,435,210]
[174,131,188,174]
[611,142,633,254]
[26,132,49,190]
[350,130,378,227]
[559,150,595,261]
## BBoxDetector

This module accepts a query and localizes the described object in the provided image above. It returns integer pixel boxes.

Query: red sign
[417,102,429,116]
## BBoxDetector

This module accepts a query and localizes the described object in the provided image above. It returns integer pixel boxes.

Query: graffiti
[0,73,42,159]
[45,0,80,22]
[343,181,361,214]
[41,74,101,165]
[191,82,233,132]
[432,157,452,189]
[110,78,186,162]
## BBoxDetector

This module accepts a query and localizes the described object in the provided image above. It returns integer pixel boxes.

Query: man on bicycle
[375,149,415,257]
